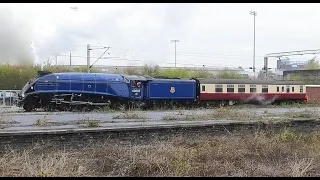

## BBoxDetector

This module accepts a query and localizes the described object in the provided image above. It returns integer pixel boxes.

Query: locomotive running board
[51,100,111,106]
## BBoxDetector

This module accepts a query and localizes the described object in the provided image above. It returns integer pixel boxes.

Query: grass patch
[0,129,320,176]
[0,116,19,129]
[33,116,50,126]
[162,108,320,122]
[86,120,101,128]
[209,108,261,120]
[162,115,180,121]
[77,117,102,128]
[284,110,319,119]
[264,103,320,108]
[112,112,147,120]
[292,113,313,119]
[32,116,102,127]
[162,108,263,121]
[93,106,116,113]
[0,116,19,125]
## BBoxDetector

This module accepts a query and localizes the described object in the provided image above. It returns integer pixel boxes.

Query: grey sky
[1,3,320,71]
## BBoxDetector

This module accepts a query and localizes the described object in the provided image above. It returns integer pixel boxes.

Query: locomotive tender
[17,72,308,112]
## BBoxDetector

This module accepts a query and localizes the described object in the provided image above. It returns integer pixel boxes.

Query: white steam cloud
[32,3,199,66]
[0,6,34,65]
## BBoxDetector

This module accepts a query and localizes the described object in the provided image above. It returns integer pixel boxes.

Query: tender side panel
[147,80,196,100]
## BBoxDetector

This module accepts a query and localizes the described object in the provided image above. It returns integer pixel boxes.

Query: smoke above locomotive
[0,6,34,66]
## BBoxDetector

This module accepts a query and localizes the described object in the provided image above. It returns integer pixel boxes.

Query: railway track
[2,103,319,115]
[0,118,319,151]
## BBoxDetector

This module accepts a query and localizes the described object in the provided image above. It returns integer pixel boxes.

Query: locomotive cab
[130,80,143,99]
[122,75,150,101]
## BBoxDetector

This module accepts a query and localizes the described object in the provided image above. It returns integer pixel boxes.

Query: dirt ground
[0,129,319,177]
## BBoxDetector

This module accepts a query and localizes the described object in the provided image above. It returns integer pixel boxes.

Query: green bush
[215,70,245,79]
[190,71,213,78]
[140,65,213,79]
[304,60,320,70]
[0,64,245,90]
[0,65,39,90]
[142,65,161,76]
[0,65,102,90]
[289,75,303,81]
[158,68,190,78]
[122,67,141,75]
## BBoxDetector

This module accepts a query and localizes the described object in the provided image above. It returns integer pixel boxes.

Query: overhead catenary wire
[55,45,267,63]
[56,53,266,65]
[51,45,272,71]
[55,57,263,71]
[111,46,266,58]
[55,52,268,70]
[55,55,236,67]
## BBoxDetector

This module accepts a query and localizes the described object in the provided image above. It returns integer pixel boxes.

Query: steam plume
[0,6,34,66]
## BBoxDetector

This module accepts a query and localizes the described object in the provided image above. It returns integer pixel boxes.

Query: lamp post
[171,40,179,68]
[87,44,107,73]
[250,10,257,77]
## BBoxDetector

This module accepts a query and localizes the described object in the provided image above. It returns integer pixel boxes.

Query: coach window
[201,85,205,92]
[262,85,268,93]
[238,85,245,93]
[250,85,256,93]
[227,85,234,93]
[281,86,284,92]
[292,87,295,92]
[300,86,303,93]
[277,86,280,92]
[215,85,223,93]
[286,86,290,93]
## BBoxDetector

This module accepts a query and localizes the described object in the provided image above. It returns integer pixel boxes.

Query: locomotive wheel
[23,97,36,112]
[23,102,34,112]
[57,105,66,111]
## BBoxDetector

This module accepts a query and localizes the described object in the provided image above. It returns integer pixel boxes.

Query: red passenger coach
[198,79,307,105]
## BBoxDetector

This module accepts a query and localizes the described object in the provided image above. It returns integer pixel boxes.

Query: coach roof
[198,78,306,85]
[150,78,196,83]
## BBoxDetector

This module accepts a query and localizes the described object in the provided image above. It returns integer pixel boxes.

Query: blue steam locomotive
[17,72,198,111]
